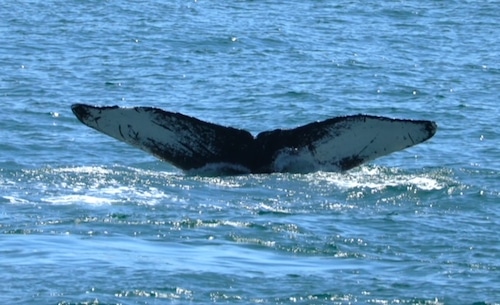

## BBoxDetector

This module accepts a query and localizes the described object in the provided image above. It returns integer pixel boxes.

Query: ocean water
[1,1,499,304]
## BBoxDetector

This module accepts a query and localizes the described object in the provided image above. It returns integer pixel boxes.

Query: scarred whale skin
[71,104,437,174]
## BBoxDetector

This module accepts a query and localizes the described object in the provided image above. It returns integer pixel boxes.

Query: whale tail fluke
[253,114,437,172]
[71,104,255,171]
[71,104,436,174]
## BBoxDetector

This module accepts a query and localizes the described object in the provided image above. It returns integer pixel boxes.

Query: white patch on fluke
[271,116,436,172]
[80,107,200,157]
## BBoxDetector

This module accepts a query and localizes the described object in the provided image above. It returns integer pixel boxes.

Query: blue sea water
[1,1,499,304]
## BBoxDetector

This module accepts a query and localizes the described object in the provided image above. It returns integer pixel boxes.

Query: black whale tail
[71,103,437,174]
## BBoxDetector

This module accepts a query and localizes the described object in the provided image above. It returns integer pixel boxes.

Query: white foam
[41,194,119,206]
[307,166,448,192]
[12,166,181,206]
[49,166,116,175]
[42,182,175,206]
[2,196,30,204]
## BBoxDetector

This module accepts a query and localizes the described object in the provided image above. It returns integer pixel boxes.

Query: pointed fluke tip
[71,103,91,122]
[427,120,438,139]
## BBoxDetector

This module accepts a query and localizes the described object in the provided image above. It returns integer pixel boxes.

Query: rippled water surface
[1,1,499,304]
